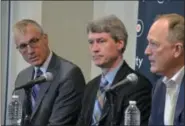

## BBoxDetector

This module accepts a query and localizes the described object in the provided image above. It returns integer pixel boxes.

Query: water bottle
[8,95,22,126]
[124,100,140,126]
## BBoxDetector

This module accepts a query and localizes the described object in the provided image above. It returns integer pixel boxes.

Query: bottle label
[124,112,140,125]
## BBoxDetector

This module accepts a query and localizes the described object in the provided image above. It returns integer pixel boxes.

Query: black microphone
[106,73,138,92]
[14,72,53,90]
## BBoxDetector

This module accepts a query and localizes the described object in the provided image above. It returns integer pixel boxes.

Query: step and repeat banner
[135,0,184,85]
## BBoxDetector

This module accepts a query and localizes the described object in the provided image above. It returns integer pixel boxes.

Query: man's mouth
[149,60,155,65]
[93,55,103,60]
[29,56,38,61]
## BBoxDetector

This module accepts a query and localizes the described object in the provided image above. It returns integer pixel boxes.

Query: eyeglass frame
[16,35,43,51]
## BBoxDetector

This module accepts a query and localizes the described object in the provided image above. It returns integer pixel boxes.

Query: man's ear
[43,33,48,39]
[43,33,49,44]
[117,40,124,52]
[174,42,184,58]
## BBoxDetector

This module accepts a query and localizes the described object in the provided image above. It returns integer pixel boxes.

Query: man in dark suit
[145,13,184,125]
[76,15,152,126]
[13,19,86,126]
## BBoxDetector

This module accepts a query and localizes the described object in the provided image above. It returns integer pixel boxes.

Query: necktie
[92,77,109,126]
[31,68,43,110]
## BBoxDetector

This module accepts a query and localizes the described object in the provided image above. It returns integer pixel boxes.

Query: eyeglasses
[16,36,42,51]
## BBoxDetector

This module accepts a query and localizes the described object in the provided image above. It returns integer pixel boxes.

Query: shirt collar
[34,51,53,73]
[102,60,124,85]
[163,66,184,88]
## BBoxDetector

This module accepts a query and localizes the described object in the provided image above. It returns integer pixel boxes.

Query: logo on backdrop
[157,0,165,4]
[136,19,144,37]
[142,0,166,4]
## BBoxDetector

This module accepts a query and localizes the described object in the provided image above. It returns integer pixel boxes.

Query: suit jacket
[76,61,152,126]
[15,53,86,126]
[149,76,184,126]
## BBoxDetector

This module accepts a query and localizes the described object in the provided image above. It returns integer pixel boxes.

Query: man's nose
[27,45,34,54]
[91,42,100,52]
[144,45,151,56]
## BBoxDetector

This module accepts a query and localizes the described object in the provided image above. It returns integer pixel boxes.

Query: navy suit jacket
[149,76,184,125]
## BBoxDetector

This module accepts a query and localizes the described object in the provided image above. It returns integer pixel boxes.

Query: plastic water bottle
[8,95,22,125]
[124,100,140,126]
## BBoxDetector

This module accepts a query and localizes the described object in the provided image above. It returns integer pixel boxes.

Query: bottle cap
[129,100,136,104]
[12,95,19,99]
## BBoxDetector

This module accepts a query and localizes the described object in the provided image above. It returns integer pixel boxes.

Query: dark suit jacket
[15,53,86,126]
[149,76,184,126]
[76,61,152,126]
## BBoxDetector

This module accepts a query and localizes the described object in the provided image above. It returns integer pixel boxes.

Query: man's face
[15,24,50,66]
[88,32,124,68]
[145,19,179,75]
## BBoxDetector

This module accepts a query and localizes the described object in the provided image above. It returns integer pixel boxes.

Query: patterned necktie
[92,77,109,126]
[31,68,43,110]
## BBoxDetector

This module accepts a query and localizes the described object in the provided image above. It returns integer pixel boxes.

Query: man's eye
[100,40,105,43]
[19,44,27,49]
[30,38,39,44]
[150,42,156,46]
[88,40,93,44]
[98,39,105,43]
[151,42,158,47]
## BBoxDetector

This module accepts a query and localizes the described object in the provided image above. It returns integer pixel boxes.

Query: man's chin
[95,63,103,67]
[150,67,157,73]
[95,63,110,69]
[94,62,105,67]
[29,61,42,67]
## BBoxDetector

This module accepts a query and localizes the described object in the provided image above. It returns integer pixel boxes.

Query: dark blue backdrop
[135,0,184,85]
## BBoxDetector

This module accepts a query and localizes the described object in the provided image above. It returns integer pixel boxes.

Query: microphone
[106,73,138,92]
[14,72,53,90]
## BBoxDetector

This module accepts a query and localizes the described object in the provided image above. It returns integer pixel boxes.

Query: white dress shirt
[163,66,184,125]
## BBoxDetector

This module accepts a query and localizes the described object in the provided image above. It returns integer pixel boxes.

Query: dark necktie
[31,68,43,110]
[92,77,109,126]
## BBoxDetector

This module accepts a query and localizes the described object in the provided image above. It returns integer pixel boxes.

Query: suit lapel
[174,76,184,125]
[157,82,166,125]
[87,78,100,125]
[19,68,34,103]
[99,61,129,123]
[31,53,59,119]
[99,92,114,122]
[112,61,129,85]
[19,67,34,119]
[18,67,34,88]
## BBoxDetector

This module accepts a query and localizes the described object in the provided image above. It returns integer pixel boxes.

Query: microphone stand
[105,90,117,126]
[23,88,32,126]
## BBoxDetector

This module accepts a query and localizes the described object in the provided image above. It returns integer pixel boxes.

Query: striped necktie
[92,77,109,126]
[31,68,43,110]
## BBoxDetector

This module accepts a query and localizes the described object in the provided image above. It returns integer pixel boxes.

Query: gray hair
[13,19,44,39]
[87,15,128,53]
[155,13,184,46]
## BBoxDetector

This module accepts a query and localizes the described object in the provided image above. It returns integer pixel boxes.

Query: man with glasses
[13,19,86,126]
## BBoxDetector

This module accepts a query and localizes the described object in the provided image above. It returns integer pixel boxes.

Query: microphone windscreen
[126,73,138,84]
[43,72,53,81]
